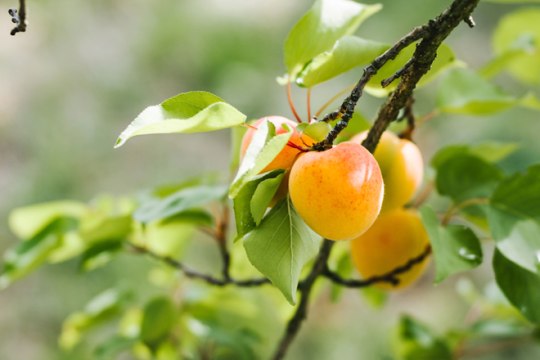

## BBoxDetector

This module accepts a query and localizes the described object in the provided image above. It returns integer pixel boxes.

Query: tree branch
[323,245,432,288]
[128,243,270,287]
[9,0,26,36]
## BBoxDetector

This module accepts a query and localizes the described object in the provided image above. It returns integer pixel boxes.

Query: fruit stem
[287,81,303,123]
[307,87,312,122]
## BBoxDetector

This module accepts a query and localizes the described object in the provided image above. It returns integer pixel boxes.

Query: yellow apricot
[240,116,313,173]
[289,142,384,241]
[350,208,430,290]
[352,131,423,213]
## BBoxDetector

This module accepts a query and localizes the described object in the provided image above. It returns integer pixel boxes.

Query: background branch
[9,0,26,36]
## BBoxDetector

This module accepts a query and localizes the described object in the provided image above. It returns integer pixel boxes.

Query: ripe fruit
[352,131,423,213]
[350,208,430,290]
[289,142,384,241]
[240,116,313,173]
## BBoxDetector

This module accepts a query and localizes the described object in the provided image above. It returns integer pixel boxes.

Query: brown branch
[272,240,335,360]
[215,205,231,281]
[398,96,416,141]
[128,243,270,287]
[9,0,26,36]
[323,245,432,288]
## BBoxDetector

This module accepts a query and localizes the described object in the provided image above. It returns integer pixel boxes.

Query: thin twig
[215,205,231,281]
[315,84,355,119]
[307,88,312,122]
[287,82,302,123]
[323,245,432,288]
[9,0,26,36]
[398,96,416,141]
[128,243,270,287]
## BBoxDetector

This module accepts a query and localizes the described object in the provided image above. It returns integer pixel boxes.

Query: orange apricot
[289,142,384,241]
[352,131,423,213]
[350,208,430,290]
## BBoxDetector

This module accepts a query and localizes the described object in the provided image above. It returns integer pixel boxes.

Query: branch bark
[9,0,26,36]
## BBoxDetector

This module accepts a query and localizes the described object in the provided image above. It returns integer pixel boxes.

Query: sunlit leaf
[495,220,540,275]
[494,250,540,324]
[115,91,246,148]
[95,336,137,360]
[80,240,124,271]
[436,68,516,115]
[393,315,452,360]
[296,36,387,87]
[493,8,540,84]
[243,198,321,304]
[420,207,483,283]
[284,0,381,78]
[140,297,178,351]
[431,142,518,167]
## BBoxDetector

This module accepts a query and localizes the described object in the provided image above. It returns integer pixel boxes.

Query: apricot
[352,131,423,213]
[240,116,313,173]
[350,208,430,290]
[289,142,384,241]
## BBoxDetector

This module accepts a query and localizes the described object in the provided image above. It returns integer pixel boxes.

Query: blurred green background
[1,0,539,359]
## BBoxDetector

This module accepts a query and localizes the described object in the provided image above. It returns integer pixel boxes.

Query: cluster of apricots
[241,117,430,290]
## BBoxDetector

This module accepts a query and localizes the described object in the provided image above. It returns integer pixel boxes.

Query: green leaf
[393,316,452,360]
[494,250,540,324]
[436,67,516,115]
[434,153,503,203]
[233,171,285,238]
[134,185,226,224]
[8,200,86,239]
[495,220,540,275]
[493,8,540,84]
[300,121,332,142]
[80,240,124,271]
[59,289,131,350]
[115,91,246,148]
[366,43,456,97]
[95,336,137,360]
[140,297,178,351]
[140,220,196,258]
[0,217,78,289]
[491,165,540,221]
[484,0,540,3]
[79,215,133,243]
[296,36,388,87]
[230,124,248,172]
[229,121,291,198]
[243,198,321,304]
[420,207,483,283]
[431,142,518,167]
[284,0,381,78]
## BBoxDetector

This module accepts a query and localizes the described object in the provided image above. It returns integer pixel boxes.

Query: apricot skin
[240,116,312,173]
[350,208,430,290]
[352,131,423,213]
[289,142,384,241]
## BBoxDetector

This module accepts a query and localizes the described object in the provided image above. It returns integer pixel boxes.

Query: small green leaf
[140,297,178,351]
[134,185,226,224]
[493,8,540,84]
[484,0,540,3]
[393,315,452,360]
[367,43,456,97]
[95,336,137,360]
[496,220,540,275]
[8,200,86,240]
[115,91,246,148]
[250,173,285,225]
[79,215,133,243]
[494,250,540,324]
[301,122,332,142]
[0,218,77,289]
[434,153,503,203]
[230,124,248,172]
[491,165,540,221]
[233,170,285,238]
[243,198,321,304]
[431,142,518,167]
[284,0,381,78]
[436,67,516,115]
[80,240,124,271]
[229,121,291,198]
[140,220,196,258]
[420,207,483,283]
[59,289,131,350]
[296,36,388,87]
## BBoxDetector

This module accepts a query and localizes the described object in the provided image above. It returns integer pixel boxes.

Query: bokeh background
[1,0,539,359]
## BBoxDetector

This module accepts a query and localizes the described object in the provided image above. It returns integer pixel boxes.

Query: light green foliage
[431,142,518,166]
[421,207,483,283]
[299,121,332,142]
[115,91,246,148]
[284,0,381,79]
[140,297,178,351]
[493,8,540,84]
[296,36,388,87]
[243,198,321,304]
[393,316,452,360]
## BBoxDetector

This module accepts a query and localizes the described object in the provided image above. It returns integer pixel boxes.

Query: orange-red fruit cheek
[288,142,384,241]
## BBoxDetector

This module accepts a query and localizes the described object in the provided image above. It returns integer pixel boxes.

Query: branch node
[464,15,476,28]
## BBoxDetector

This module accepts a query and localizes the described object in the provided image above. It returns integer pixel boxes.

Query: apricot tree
[3,0,540,359]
